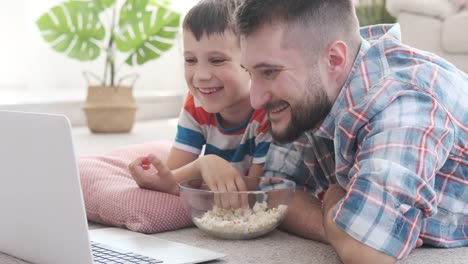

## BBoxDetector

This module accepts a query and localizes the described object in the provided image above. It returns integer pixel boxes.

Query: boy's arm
[166,147,198,170]
[246,163,264,177]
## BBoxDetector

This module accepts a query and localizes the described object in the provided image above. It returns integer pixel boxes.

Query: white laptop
[0,111,225,264]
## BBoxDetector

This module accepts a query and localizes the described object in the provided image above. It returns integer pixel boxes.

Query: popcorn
[193,202,288,239]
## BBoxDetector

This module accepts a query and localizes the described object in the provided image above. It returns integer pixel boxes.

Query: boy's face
[183,30,251,115]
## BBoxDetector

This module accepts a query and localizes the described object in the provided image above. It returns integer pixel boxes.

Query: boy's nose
[193,67,212,81]
[250,80,271,110]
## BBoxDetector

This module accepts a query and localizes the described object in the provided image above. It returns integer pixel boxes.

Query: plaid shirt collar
[310,24,402,141]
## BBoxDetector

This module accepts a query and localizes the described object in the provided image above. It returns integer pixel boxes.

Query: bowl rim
[178,176,296,195]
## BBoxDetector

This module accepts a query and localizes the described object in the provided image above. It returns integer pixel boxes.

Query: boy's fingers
[216,184,231,209]
[129,157,147,170]
[226,180,239,192]
[226,181,240,209]
[148,155,170,177]
[234,177,248,207]
[235,176,247,191]
[214,192,222,208]
[141,156,151,170]
[128,161,141,176]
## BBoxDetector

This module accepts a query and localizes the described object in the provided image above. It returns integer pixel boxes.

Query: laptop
[0,110,225,264]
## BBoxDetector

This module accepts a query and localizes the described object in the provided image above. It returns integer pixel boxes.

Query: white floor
[73,118,179,156]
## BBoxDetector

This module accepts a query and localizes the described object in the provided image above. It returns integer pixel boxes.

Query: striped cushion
[79,141,193,234]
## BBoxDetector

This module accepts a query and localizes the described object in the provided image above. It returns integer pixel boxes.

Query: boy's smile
[197,86,223,95]
[183,29,252,125]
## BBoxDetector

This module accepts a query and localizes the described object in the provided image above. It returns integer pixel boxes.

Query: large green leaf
[36,1,105,61]
[96,0,116,8]
[114,0,180,65]
[87,0,117,12]
[148,0,172,8]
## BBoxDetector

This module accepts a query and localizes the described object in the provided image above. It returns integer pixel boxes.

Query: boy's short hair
[183,0,242,41]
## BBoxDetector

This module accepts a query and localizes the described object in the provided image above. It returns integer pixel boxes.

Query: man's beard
[269,86,332,144]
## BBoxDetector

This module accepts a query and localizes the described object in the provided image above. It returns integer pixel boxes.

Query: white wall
[0,0,199,97]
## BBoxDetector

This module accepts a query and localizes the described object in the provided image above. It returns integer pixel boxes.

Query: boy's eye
[184,57,197,64]
[210,58,225,64]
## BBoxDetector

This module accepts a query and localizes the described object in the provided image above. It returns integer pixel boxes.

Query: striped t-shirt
[174,93,271,176]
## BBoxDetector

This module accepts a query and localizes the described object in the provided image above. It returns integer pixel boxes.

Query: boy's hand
[197,155,248,208]
[128,154,179,195]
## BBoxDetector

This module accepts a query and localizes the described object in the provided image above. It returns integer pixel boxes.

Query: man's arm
[322,185,397,264]
[262,141,328,242]
[280,190,327,243]
[324,89,454,261]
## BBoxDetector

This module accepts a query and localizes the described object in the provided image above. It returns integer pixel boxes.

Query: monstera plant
[355,0,395,26]
[36,0,181,133]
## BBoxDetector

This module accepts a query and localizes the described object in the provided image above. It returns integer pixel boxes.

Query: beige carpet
[2,221,467,264]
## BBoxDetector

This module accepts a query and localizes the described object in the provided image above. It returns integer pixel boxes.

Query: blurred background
[355,0,395,26]
[0,0,466,126]
[0,0,201,102]
[0,0,394,103]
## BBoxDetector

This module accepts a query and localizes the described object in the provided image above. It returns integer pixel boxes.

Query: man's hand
[128,154,178,195]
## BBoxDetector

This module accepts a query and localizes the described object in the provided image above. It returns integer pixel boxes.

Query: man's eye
[262,68,279,79]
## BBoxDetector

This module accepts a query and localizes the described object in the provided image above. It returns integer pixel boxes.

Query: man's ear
[323,41,348,76]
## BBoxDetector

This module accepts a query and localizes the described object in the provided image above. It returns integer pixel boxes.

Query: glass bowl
[179,176,296,240]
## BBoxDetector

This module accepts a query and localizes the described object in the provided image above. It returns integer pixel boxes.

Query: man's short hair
[183,0,243,41]
[235,0,360,51]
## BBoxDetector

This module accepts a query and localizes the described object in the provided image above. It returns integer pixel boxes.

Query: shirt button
[399,203,411,214]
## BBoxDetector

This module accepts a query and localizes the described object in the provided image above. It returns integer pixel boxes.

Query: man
[236,0,468,263]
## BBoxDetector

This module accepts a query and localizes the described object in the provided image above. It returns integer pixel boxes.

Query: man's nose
[250,79,271,110]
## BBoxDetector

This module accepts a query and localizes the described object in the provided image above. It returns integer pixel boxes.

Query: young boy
[128,0,271,196]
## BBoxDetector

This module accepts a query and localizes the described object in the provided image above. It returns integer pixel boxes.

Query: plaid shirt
[264,24,468,259]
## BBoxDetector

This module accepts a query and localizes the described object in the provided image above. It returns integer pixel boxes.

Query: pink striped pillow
[79,141,193,233]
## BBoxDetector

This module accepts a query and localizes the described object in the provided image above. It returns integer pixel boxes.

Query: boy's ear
[323,41,348,76]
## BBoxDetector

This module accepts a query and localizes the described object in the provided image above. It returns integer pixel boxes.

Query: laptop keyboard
[91,241,163,263]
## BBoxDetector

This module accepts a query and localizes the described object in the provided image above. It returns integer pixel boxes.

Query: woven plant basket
[83,85,138,133]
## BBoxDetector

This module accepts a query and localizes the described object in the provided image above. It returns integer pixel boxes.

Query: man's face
[241,24,332,143]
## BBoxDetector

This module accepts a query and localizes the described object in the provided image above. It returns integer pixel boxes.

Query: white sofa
[386,0,468,73]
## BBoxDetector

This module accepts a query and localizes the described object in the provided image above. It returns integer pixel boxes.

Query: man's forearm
[280,190,327,243]
[323,185,397,264]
